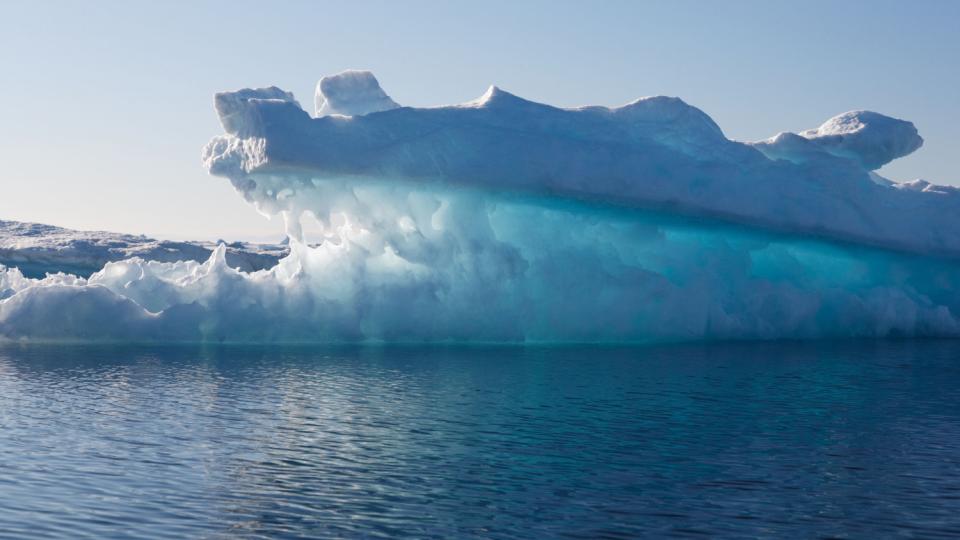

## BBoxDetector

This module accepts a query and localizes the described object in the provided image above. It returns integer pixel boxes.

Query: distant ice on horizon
[0,219,286,278]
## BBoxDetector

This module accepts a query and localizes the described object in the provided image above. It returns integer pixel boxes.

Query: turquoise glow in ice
[2,192,958,342]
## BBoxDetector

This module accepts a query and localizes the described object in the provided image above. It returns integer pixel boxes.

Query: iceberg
[2,70,959,343]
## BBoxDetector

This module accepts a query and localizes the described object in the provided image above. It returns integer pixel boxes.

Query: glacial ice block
[203,72,959,257]
[2,71,960,344]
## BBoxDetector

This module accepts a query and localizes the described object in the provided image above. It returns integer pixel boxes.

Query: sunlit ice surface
[2,341,960,538]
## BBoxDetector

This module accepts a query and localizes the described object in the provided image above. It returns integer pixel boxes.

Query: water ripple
[1,342,959,538]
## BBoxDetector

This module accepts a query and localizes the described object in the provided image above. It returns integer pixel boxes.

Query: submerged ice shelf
[2,71,959,343]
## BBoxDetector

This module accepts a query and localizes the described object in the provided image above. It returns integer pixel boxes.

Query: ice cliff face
[1,70,958,343]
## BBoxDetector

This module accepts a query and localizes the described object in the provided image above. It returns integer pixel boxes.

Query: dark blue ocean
[2,341,960,539]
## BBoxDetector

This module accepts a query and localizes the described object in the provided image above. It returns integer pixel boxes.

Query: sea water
[1,342,959,538]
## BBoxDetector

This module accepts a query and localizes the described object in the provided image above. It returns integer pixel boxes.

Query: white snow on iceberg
[314,69,400,117]
[2,70,959,343]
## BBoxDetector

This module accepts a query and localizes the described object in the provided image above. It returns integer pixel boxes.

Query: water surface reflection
[1,342,959,538]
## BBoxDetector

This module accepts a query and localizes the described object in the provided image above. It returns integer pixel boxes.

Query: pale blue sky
[1,1,957,240]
